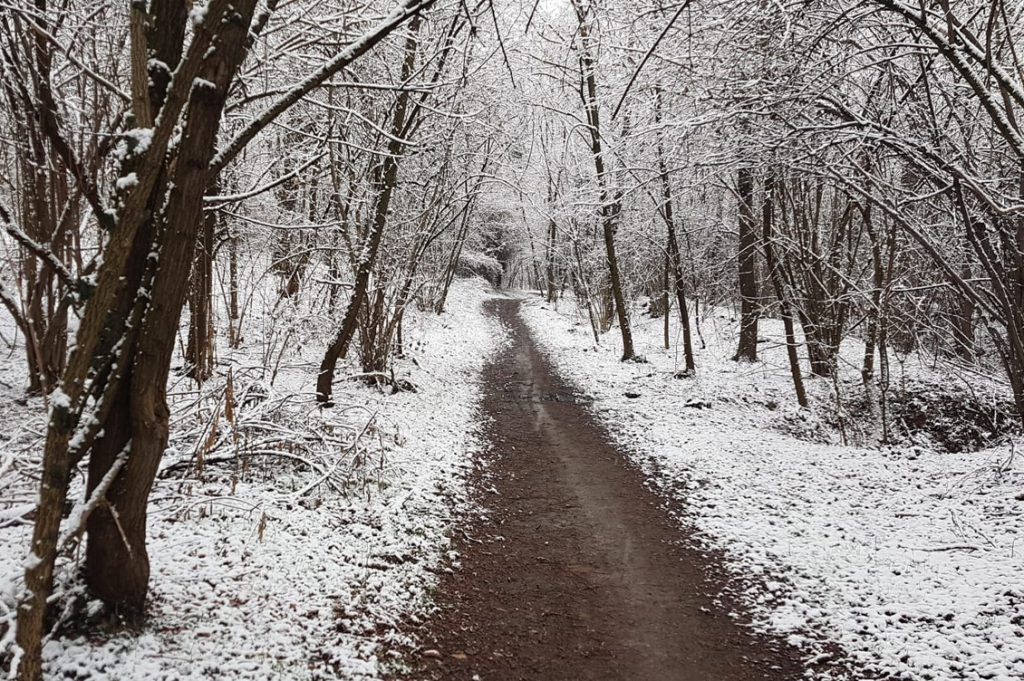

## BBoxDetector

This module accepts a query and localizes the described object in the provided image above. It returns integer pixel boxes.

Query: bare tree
[11,1,438,675]
[571,0,635,361]
[734,167,759,362]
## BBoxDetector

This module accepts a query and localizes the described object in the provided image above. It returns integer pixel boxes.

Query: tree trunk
[653,89,695,372]
[84,0,258,615]
[762,171,807,407]
[16,2,258,676]
[15,2,435,675]
[2,15,73,395]
[663,251,670,350]
[734,167,759,362]
[546,215,559,304]
[228,230,240,347]
[573,0,634,360]
[949,264,976,361]
[862,203,884,385]
[187,203,217,384]
[435,207,473,314]
[317,16,422,404]
[571,240,602,345]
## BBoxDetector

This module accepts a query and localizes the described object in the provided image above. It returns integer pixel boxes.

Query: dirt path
[399,298,809,680]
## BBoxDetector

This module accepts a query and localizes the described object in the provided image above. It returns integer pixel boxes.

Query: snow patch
[0,280,503,680]
[115,173,138,191]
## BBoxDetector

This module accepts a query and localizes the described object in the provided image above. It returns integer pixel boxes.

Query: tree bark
[83,0,259,616]
[15,3,434,675]
[16,2,258,676]
[734,167,759,362]
[573,0,634,360]
[663,251,671,350]
[546,215,559,304]
[762,171,807,407]
[228,230,240,347]
[187,203,217,384]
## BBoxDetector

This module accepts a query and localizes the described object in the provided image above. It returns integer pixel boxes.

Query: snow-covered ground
[522,295,1024,681]
[0,280,501,680]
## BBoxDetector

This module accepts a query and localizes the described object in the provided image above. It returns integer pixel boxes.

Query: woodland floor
[398,298,813,681]
[3,285,1020,680]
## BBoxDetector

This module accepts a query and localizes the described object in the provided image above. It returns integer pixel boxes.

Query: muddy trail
[397,298,810,681]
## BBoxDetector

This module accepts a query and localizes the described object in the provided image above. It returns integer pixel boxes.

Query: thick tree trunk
[16,2,431,675]
[84,0,258,615]
[734,167,759,362]
[16,2,258,676]
[804,324,839,378]
[949,290,976,361]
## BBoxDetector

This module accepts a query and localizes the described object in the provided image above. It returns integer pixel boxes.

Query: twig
[57,445,130,553]
[292,412,377,497]
[107,501,133,556]
[611,0,694,120]
[997,440,1017,477]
